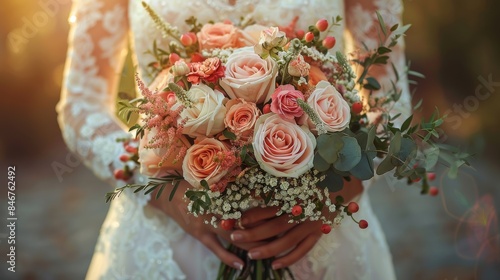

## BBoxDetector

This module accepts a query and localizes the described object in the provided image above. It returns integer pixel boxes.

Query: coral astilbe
[136,75,186,166]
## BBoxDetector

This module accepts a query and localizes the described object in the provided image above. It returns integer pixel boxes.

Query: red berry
[358,220,369,229]
[180,33,194,46]
[427,172,436,181]
[220,219,236,231]
[292,205,303,216]
[263,104,271,114]
[321,224,332,234]
[125,145,138,154]
[119,154,129,162]
[322,36,336,49]
[169,53,180,64]
[412,177,421,183]
[352,102,363,114]
[187,32,197,43]
[304,32,314,42]
[429,186,439,196]
[347,202,359,213]
[295,29,305,39]
[114,169,125,180]
[315,19,329,32]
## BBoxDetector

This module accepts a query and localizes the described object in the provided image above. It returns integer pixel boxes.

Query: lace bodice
[57,0,410,279]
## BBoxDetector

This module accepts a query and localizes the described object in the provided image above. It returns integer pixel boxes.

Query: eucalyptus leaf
[317,133,343,164]
[334,136,362,171]
[377,156,395,175]
[424,146,440,169]
[388,131,402,155]
[350,153,375,180]
[313,154,331,172]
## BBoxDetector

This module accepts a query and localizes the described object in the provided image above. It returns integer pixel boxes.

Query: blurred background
[1,0,499,279]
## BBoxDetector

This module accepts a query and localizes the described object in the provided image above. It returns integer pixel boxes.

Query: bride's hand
[230,178,365,269]
[149,180,261,270]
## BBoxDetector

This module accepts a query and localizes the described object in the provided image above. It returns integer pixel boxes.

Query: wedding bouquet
[107,2,469,279]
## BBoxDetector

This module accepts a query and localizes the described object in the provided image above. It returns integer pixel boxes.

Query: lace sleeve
[345,0,412,123]
[56,0,131,186]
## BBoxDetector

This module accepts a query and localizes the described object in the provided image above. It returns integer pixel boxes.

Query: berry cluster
[113,139,139,181]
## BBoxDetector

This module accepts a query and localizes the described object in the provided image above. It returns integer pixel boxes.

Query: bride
[57,0,411,279]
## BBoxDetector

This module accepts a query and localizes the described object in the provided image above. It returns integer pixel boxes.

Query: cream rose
[254,27,287,58]
[224,98,260,141]
[138,128,191,177]
[182,138,230,189]
[197,22,243,50]
[253,113,316,177]
[177,84,227,137]
[220,47,278,104]
[300,81,351,133]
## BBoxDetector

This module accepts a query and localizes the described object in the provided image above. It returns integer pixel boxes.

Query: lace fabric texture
[57,0,410,279]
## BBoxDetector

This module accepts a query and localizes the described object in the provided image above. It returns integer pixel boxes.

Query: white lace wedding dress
[57,0,411,279]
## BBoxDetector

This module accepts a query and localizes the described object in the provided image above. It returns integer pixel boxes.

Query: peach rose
[308,65,328,86]
[270,85,305,120]
[177,84,227,137]
[139,128,191,177]
[224,98,261,141]
[252,113,316,177]
[197,22,243,50]
[182,138,230,189]
[300,81,350,133]
[220,47,278,104]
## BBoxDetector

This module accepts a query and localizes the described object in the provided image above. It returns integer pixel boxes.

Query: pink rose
[187,57,225,84]
[252,113,316,177]
[299,81,351,133]
[220,47,278,104]
[197,22,244,50]
[139,128,191,177]
[182,138,230,189]
[176,84,227,138]
[270,85,305,120]
[224,98,261,141]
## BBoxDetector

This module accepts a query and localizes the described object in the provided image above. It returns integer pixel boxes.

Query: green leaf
[350,153,375,180]
[390,23,399,32]
[388,131,402,155]
[200,180,210,190]
[376,11,387,36]
[334,136,362,171]
[424,145,440,169]
[222,130,237,141]
[364,77,381,90]
[377,156,395,175]
[401,115,413,133]
[317,133,343,164]
[313,153,331,172]
[377,47,392,55]
[413,99,423,110]
[374,55,390,65]
[392,137,416,166]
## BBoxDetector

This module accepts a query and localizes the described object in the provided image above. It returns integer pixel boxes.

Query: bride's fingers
[271,233,321,269]
[231,214,295,243]
[199,234,244,270]
[246,222,321,261]
[239,206,280,227]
